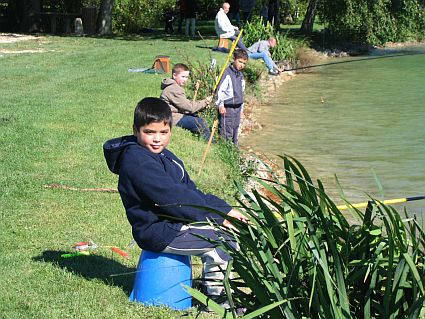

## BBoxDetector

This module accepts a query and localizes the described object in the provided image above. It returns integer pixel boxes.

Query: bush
[320,0,425,45]
[113,0,175,33]
[189,156,425,318]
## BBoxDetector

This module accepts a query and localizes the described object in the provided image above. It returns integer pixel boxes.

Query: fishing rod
[285,51,425,72]
[198,29,244,177]
[337,195,425,210]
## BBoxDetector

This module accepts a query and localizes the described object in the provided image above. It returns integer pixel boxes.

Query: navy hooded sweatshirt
[103,135,231,252]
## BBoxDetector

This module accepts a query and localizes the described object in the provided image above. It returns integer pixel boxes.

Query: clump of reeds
[188,155,425,318]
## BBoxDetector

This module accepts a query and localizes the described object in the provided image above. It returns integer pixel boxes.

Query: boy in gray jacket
[160,63,213,140]
[215,49,248,146]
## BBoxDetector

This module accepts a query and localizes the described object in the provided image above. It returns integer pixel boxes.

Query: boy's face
[134,121,171,154]
[173,70,190,86]
[233,58,247,71]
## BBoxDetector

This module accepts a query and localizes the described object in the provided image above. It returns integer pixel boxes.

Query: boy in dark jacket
[215,49,248,146]
[103,97,247,297]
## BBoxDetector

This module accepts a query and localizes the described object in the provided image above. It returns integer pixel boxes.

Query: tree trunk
[300,0,318,34]
[97,0,114,35]
[268,0,281,31]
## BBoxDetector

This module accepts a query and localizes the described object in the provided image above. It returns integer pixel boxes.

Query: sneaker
[268,68,279,76]
[212,301,247,316]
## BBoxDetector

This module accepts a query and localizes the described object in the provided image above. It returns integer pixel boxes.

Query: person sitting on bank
[160,63,213,140]
[247,37,280,76]
[103,97,248,305]
[215,2,248,51]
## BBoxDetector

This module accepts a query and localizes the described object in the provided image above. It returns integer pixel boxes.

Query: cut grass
[0,34,240,319]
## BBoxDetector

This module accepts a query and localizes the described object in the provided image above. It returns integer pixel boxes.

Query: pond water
[240,45,425,217]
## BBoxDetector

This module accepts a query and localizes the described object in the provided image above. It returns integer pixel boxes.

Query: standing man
[177,0,188,34]
[215,2,248,51]
[185,0,197,37]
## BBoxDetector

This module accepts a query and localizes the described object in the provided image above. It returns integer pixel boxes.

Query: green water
[241,45,425,215]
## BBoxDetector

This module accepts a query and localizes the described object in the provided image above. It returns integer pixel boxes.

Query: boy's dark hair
[133,97,173,130]
[172,63,189,75]
[233,49,248,61]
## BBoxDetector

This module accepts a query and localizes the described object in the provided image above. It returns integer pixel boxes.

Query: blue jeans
[176,114,211,140]
[248,51,275,70]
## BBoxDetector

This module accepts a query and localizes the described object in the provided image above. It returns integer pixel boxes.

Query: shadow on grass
[32,250,135,294]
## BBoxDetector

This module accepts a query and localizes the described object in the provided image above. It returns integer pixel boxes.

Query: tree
[300,0,318,33]
[97,0,114,35]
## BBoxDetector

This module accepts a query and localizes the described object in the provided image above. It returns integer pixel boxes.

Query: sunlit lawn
[0,34,240,319]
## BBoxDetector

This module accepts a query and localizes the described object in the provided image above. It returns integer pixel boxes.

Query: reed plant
[190,156,425,318]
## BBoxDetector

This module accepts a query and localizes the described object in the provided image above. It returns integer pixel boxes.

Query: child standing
[103,97,248,299]
[215,49,248,146]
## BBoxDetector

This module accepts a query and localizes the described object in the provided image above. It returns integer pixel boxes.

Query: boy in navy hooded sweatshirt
[103,97,247,298]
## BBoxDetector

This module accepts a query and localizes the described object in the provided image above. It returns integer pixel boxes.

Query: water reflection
[241,45,425,217]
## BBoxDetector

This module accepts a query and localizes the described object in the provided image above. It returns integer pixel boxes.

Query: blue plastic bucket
[129,251,192,310]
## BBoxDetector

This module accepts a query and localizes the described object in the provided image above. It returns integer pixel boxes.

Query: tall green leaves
[189,156,425,318]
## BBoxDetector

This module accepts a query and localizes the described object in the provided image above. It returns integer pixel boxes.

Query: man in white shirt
[215,2,248,51]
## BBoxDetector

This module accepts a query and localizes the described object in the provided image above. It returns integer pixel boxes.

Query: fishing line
[285,51,425,72]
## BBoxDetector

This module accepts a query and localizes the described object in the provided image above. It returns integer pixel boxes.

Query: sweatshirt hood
[103,135,138,174]
[160,78,176,90]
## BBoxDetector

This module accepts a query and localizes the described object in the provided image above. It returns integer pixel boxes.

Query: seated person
[103,97,248,301]
[160,63,213,140]
[215,2,248,51]
[247,37,280,75]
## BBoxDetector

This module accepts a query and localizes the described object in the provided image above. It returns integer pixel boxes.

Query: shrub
[189,156,425,318]
[320,0,425,45]
[113,0,175,33]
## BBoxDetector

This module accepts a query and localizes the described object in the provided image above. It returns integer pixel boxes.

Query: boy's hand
[223,209,248,230]
[218,106,226,114]
[205,95,213,105]
[195,80,201,90]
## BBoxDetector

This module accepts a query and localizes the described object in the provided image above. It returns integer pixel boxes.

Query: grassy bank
[0,34,246,318]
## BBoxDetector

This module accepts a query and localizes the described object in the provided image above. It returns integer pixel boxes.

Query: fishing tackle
[61,251,90,258]
[62,240,130,259]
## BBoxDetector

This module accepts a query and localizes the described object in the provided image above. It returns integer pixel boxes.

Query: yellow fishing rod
[336,195,425,210]
[213,30,243,93]
[270,195,425,219]
[198,30,244,177]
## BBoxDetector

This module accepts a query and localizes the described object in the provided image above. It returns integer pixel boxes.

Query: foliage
[319,0,425,45]
[243,17,276,47]
[190,156,425,318]
[243,62,265,84]
[113,0,175,33]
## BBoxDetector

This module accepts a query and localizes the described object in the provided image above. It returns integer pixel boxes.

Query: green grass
[0,34,242,318]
